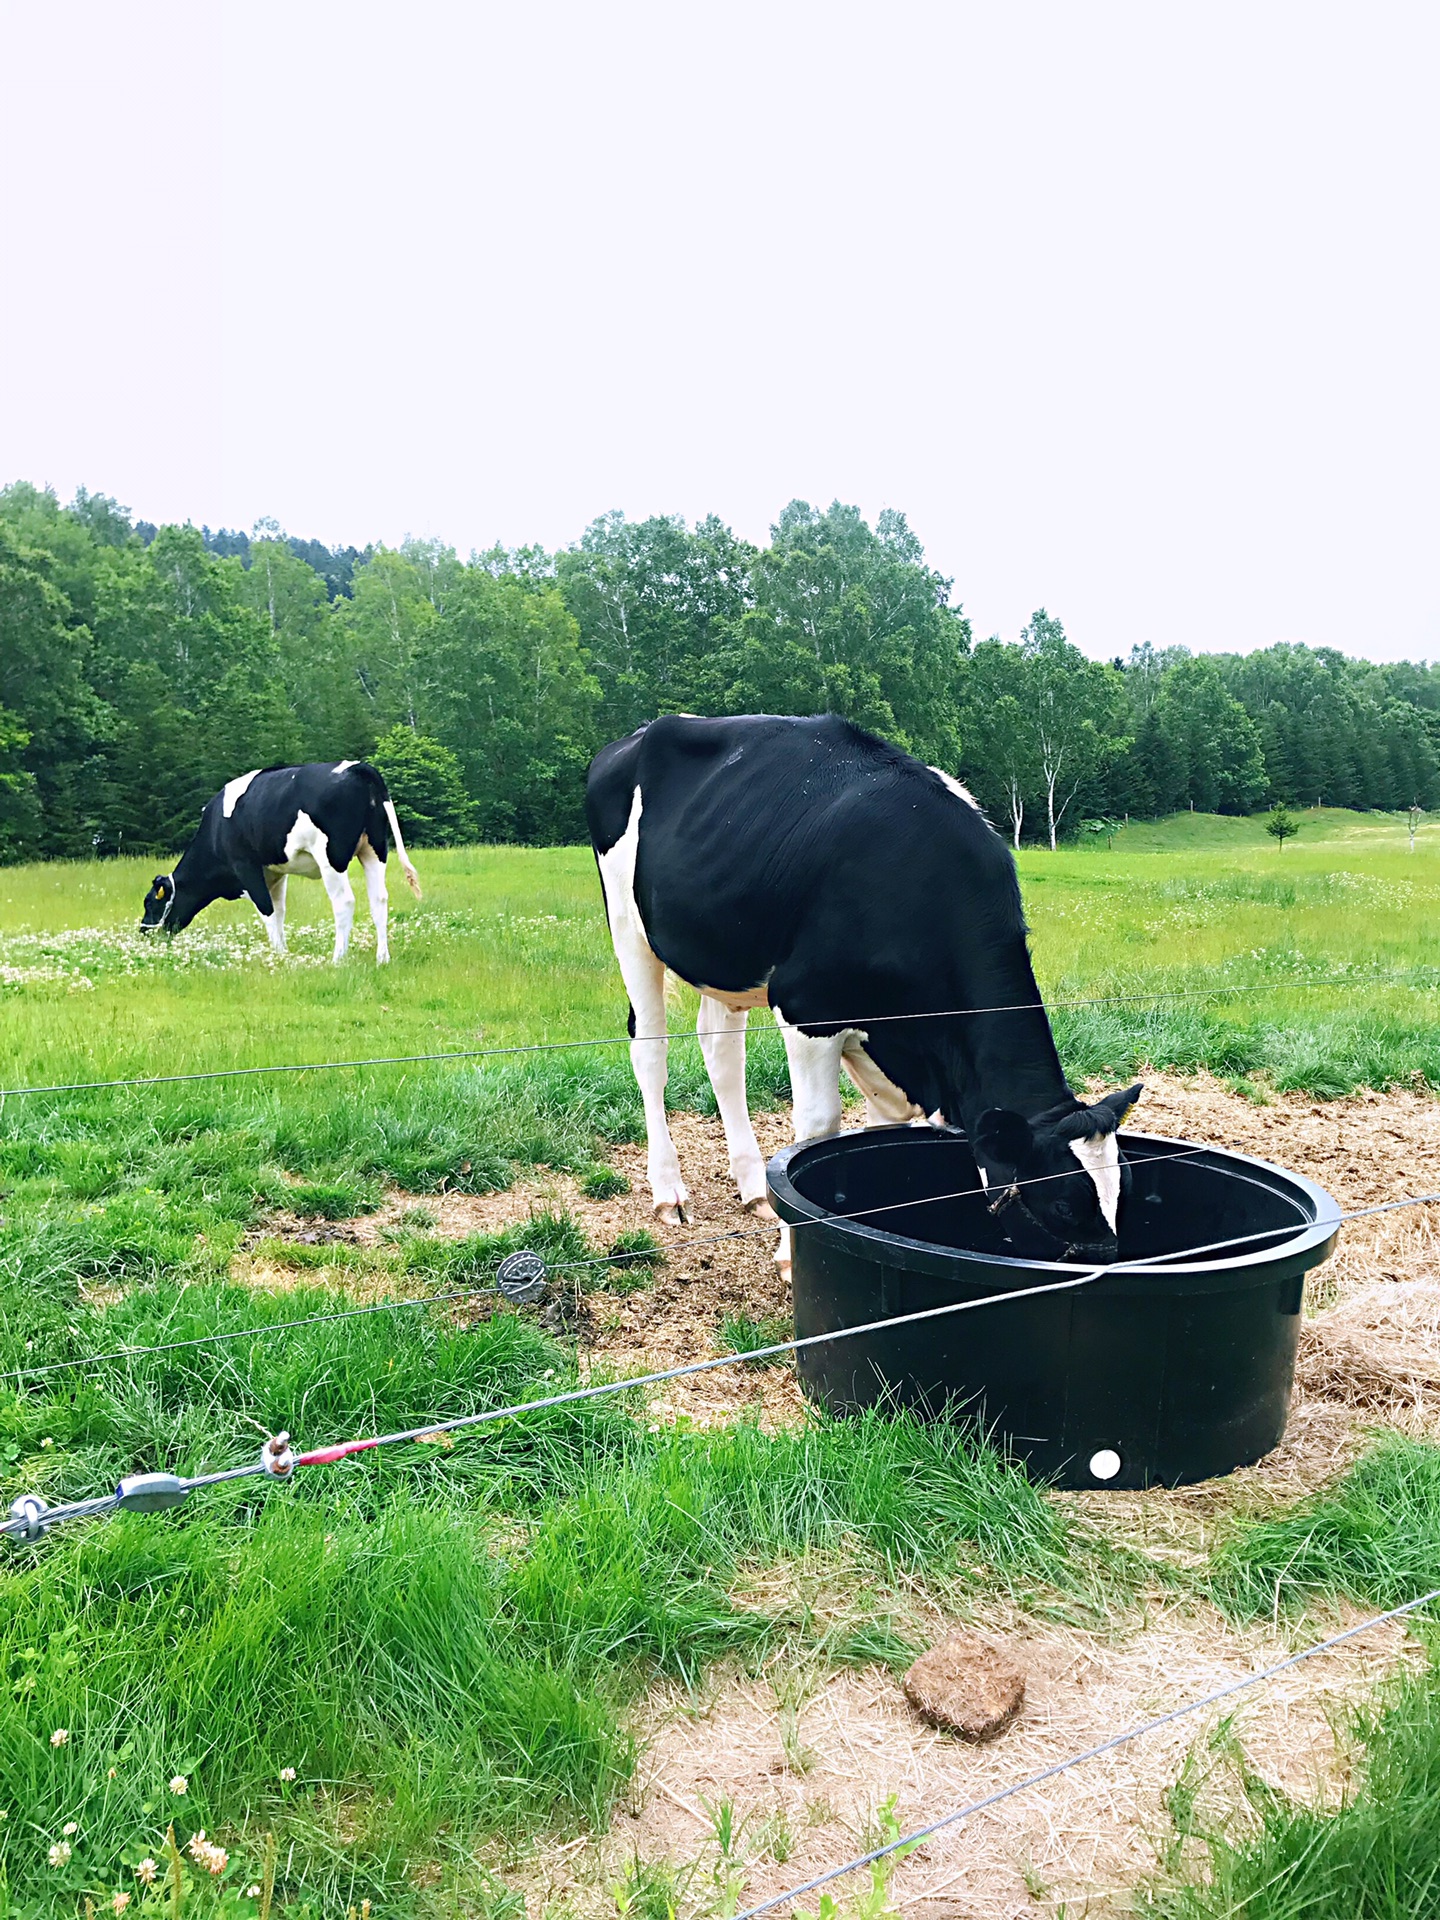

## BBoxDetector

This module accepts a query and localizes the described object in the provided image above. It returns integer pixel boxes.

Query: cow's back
[221,761,392,870]
[586,714,1004,1003]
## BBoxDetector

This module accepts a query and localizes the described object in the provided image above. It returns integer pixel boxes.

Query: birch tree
[1022,611,1131,850]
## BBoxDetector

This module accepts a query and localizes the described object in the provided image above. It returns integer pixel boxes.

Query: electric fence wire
[0,1138,1250,1386]
[7,1186,1432,1543]
[730,1584,1440,1920]
[3,964,1435,1887]
[0,966,1433,1103]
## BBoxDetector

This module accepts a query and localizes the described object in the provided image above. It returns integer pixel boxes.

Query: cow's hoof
[774,1223,792,1286]
[744,1196,778,1221]
[654,1199,690,1227]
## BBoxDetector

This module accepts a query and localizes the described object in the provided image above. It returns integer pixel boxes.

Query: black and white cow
[140,761,420,964]
[587,714,1142,1260]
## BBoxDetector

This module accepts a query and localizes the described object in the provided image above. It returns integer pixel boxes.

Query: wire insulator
[6,1493,50,1541]
[116,1473,191,1514]
[262,1432,296,1480]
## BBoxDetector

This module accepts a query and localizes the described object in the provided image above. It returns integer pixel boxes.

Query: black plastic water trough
[767,1127,1341,1490]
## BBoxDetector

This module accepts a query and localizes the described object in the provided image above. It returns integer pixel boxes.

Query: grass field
[5,805,1440,1103]
[2,809,1440,1917]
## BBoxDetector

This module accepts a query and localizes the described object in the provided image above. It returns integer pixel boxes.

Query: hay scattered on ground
[523,1603,1420,1920]
[263,1069,1440,1439]
[242,1070,1440,1918]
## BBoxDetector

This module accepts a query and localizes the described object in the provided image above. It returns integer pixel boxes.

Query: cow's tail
[385,798,422,898]
[356,763,423,899]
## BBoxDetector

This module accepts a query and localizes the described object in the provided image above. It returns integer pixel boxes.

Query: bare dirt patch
[527,1603,1419,1920]
[235,1069,1440,1439]
[241,1073,1440,1917]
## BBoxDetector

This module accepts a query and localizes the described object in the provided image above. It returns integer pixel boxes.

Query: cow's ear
[1096,1082,1144,1128]
[974,1108,1033,1168]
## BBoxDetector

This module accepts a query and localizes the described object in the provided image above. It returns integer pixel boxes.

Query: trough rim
[766,1125,1343,1290]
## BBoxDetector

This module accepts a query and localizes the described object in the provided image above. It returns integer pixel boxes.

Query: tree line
[3,480,1438,861]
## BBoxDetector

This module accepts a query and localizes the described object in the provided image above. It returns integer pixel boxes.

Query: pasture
[2,810,1440,1919]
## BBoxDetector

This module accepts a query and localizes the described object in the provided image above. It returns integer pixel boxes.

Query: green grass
[1155,1428,1440,1920]
[0,1404,1078,1912]
[2,814,1440,1912]
[718,1311,795,1367]
[1209,1437,1440,1620]
[1142,1652,1440,1919]
[6,815,1440,1117]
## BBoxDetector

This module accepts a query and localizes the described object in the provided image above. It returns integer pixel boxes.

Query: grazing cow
[587,714,1142,1260]
[139,761,420,964]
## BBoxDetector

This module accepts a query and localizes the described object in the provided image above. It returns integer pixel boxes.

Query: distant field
[2,806,1439,1102]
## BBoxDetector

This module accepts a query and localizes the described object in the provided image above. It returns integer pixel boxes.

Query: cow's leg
[235,862,286,955]
[697,995,773,1216]
[317,854,356,963]
[840,1037,925,1127]
[779,1024,847,1143]
[596,786,689,1224]
[774,1023,850,1279]
[619,947,689,1225]
[264,872,288,955]
[358,843,390,964]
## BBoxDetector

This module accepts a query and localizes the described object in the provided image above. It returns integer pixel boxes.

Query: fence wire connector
[496,1250,548,1304]
[261,1432,296,1480]
[116,1472,190,1514]
[7,1492,51,1541]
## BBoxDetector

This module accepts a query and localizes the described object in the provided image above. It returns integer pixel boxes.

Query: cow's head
[972,1082,1143,1260]
[139,874,179,933]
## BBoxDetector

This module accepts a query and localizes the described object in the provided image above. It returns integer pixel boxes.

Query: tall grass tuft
[1141,1654,1440,1919]
[0,1402,1080,1910]
[1209,1436,1440,1618]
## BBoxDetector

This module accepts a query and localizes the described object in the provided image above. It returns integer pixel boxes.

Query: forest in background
[3,479,1439,860]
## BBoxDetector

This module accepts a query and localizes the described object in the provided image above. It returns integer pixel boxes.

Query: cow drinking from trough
[587,715,1141,1262]
[140,762,420,964]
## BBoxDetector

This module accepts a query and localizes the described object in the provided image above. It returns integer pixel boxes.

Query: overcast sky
[2,2,1436,660]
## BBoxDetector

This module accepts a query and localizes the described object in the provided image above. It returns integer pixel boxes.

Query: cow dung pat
[902,1635,1025,1740]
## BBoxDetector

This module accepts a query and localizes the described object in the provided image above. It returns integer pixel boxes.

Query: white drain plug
[1089,1448,1122,1481]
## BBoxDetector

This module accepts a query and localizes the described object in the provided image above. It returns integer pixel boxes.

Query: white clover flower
[188,1840,227,1876]
[168,1774,188,1795]
[113,1893,132,1914]
[278,1766,296,1782]
[49,1729,69,1747]
[246,1887,262,1901]
[48,1841,72,1868]
[62,1821,78,1836]
[135,1859,158,1885]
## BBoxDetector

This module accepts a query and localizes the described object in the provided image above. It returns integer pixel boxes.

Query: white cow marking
[839,1038,926,1126]
[333,759,357,773]
[261,810,356,962]
[928,766,983,811]
[222,770,261,817]
[1069,1132,1122,1233]
[273,810,327,879]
